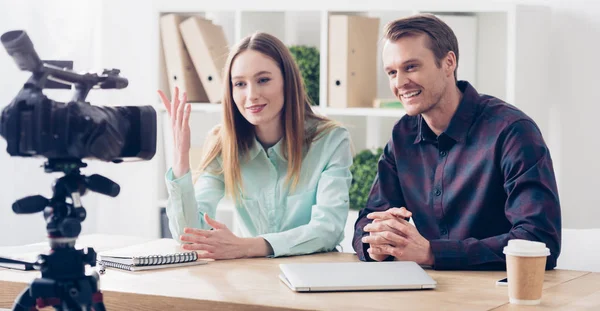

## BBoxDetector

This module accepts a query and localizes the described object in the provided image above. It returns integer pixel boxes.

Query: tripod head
[13,159,120,239]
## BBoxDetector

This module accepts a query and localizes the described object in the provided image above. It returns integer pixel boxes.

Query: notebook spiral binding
[100,261,136,271]
[100,252,198,271]
[135,252,197,266]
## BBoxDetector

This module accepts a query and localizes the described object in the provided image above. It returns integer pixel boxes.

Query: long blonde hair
[196,32,338,201]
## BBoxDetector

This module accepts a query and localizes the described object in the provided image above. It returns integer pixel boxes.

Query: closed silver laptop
[279,261,437,292]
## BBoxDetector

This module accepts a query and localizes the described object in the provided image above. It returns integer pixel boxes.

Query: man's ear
[444,51,457,78]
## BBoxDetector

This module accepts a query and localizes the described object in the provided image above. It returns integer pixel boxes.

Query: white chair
[556,228,600,272]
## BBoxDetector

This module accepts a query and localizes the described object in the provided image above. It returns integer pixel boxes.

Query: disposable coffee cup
[503,239,550,305]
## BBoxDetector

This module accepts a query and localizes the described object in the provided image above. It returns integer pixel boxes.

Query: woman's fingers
[181,243,216,253]
[172,86,180,115]
[177,91,187,129]
[157,90,171,115]
[171,87,180,128]
[158,87,190,149]
[182,98,191,130]
[157,87,181,125]
[195,251,218,259]
[204,213,227,230]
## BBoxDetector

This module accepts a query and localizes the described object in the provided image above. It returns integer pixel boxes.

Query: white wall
[546,0,600,228]
[0,0,104,246]
[89,0,162,240]
[0,0,598,247]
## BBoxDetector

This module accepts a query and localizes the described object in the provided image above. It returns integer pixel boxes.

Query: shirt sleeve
[164,161,225,241]
[259,128,353,257]
[429,120,561,270]
[353,137,407,262]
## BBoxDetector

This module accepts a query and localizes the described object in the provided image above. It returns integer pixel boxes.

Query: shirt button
[440,150,447,157]
[434,189,441,196]
[440,228,448,235]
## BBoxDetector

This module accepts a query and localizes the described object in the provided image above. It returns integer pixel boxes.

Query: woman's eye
[258,77,270,84]
[234,81,245,87]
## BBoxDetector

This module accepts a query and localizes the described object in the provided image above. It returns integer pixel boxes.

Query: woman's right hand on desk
[158,87,192,179]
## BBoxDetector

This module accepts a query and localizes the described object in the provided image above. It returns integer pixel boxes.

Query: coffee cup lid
[503,239,550,257]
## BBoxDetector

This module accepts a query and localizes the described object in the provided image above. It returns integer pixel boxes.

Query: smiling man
[352,14,561,270]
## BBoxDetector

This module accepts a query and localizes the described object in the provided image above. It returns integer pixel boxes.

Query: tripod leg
[12,285,37,311]
[92,301,106,311]
[92,291,106,311]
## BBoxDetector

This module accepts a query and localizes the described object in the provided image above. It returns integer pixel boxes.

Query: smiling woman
[158,32,353,260]
[230,50,285,147]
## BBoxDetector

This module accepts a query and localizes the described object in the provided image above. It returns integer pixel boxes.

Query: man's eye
[387,70,397,76]
[406,65,417,71]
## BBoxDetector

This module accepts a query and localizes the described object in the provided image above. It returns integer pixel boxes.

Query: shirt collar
[248,137,262,161]
[248,136,286,162]
[247,116,320,162]
[413,116,437,144]
[413,81,479,145]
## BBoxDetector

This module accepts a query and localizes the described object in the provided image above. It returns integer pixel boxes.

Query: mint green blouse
[165,126,353,257]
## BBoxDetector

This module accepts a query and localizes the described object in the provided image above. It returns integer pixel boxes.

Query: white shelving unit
[97,1,549,239]
[156,3,551,157]
[155,103,406,117]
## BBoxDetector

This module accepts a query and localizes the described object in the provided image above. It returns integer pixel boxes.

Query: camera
[0,30,156,162]
[0,30,158,311]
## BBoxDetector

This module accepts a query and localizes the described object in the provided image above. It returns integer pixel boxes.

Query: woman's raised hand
[158,86,192,178]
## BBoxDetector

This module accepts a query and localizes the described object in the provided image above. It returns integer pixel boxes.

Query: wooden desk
[0,234,598,311]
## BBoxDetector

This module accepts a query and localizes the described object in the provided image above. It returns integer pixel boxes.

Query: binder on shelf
[179,16,229,103]
[328,15,380,108]
[160,14,209,102]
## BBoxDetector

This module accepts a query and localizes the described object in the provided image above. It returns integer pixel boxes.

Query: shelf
[315,107,405,118]
[155,103,223,113]
[155,103,405,117]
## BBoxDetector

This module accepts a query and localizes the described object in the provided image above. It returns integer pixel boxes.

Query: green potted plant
[289,45,319,106]
[349,148,383,210]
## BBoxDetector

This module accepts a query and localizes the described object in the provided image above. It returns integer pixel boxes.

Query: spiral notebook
[98,239,208,272]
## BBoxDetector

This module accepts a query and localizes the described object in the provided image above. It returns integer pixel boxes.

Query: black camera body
[0,30,156,162]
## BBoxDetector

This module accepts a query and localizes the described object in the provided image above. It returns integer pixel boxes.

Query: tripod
[0,159,120,311]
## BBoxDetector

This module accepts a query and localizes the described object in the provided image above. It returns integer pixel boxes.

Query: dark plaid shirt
[353,81,561,270]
